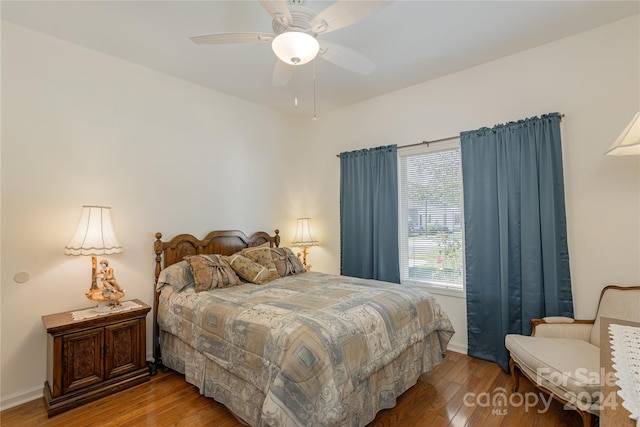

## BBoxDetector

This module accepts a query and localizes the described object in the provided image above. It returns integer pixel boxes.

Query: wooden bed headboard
[153,229,280,280]
[151,229,280,368]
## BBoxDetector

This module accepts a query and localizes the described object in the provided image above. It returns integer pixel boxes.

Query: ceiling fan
[191,0,392,86]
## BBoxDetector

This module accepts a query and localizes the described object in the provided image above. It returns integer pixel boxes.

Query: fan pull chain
[293,59,299,107]
[312,59,318,120]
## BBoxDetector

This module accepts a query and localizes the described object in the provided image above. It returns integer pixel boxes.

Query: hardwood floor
[1,351,583,427]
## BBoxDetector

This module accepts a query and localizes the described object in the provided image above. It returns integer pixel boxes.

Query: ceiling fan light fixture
[272,31,319,65]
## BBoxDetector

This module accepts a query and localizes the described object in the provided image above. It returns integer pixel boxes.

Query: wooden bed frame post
[152,232,164,374]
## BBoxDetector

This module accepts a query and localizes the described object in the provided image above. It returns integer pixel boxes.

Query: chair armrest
[541,316,575,323]
[531,318,594,340]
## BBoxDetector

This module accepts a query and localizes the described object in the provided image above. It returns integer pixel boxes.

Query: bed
[152,229,455,426]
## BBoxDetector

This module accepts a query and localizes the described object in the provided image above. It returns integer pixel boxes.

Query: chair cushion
[505,334,600,410]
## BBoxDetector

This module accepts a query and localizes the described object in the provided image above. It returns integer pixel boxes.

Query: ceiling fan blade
[310,1,393,34]
[272,60,294,87]
[191,32,274,44]
[258,0,293,26]
[318,40,376,75]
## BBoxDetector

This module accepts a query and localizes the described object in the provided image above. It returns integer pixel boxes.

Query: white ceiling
[2,1,638,118]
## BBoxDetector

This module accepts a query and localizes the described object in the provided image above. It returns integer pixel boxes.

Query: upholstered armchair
[505,285,640,427]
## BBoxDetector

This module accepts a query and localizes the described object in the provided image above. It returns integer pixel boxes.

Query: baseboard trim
[446,342,468,354]
[0,385,43,411]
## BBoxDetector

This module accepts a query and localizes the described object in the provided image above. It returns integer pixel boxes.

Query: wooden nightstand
[42,299,151,417]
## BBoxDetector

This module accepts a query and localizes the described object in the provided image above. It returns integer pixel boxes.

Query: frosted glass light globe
[272,32,319,65]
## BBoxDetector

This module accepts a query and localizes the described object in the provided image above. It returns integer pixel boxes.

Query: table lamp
[291,218,319,270]
[65,205,124,312]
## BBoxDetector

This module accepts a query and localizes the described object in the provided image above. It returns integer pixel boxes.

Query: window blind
[399,142,465,291]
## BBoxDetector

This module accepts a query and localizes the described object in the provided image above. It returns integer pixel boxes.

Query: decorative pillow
[242,247,278,277]
[270,247,305,276]
[224,253,277,284]
[185,254,242,292]
[156,260,194,292]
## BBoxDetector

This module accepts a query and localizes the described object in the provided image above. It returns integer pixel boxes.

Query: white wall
[304,15,640,354]
[0,22,305,408]
[2,14,639,410]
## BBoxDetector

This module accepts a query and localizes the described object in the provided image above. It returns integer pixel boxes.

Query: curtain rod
[334,136,458,158]
[335,113,564,158]
[398,135,460,150]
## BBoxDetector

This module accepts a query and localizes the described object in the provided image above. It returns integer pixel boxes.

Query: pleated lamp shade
[65,206,123,256]
[291,218,319,247]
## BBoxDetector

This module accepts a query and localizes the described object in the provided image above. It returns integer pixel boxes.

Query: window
[398,141,465,294]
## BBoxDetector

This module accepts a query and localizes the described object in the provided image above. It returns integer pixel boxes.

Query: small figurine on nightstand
[85,256,125,311]
[295,250,312,271]
[99,260,124,293]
